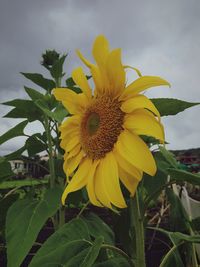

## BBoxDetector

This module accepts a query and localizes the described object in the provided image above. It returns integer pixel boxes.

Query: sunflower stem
[130,190,146,267]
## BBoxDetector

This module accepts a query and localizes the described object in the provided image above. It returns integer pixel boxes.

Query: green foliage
[151,98,199,116]
[29,214,130,267]
[0,179,48,189]
[29,218,91,267]
[3,99,43,121]
[6,187,62,267]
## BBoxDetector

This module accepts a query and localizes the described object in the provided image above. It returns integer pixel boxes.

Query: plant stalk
[130,190,146,267]
[44,116,56,189]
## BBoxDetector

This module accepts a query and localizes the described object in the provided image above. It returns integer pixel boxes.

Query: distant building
[9,156,48,178]
[172,149,200,173]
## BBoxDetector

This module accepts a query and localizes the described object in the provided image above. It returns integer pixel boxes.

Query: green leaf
[3,99,42,122]
[149,227,200,244]
[50,54,67,80]
[21,72,55,91]
[53,102,68,122]
[26,135,47,157]
[80,236,104,267]
[29,218,91,267]
[66,77,76,87]
[6,187,62,267]
[166,188,189,232]
[0,120,28,145]
[159,243,185,267]
[191,217,200,232]
[0,158,14,182]
[4,145,27,161]
[83,213,115,245]
[24,86,44,101]
[0,179,48,189]
[169,168,200,185]
[35,99,68,122]
[66,75,91,88]
[159,146,179,169]
[151,98,200,116]
[0,194,19,237]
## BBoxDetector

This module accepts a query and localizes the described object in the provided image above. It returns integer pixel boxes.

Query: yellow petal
[65,144,81,160]
[76,50,104,95]
[64,149,84,176]
[60,133,80,152]
[76,49,93,68]
[124,110,165,142]
[72,67,92,99]
[61,158,92,205]
[121,94,160,120]
[86,160,103,207]
[95,163,112,209]
[92,35,109,69]
[116,130,157,176]
[53,88,88,114]
[99,152,127,208]
[106,49,125,95]
[59,115,81,131]
[118,166,139,196]
[119,76,170,101]
[124,65,142,77]
[113,148,142,181]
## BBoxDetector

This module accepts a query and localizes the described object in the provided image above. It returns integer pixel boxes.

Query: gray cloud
[0,0,200,155]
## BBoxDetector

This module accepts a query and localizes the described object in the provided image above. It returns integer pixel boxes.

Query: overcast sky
[0,0,200,155]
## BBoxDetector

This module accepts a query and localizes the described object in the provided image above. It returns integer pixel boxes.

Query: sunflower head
[53,35,170,209]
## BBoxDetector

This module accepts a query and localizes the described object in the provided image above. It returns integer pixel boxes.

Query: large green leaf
[0,158,14,182]
[169,168,200,185]
[83,213,115,245]
[151,98,199,116]
[3,99,42,122]
[6,187,62,267]
[29,218,91,267]
[21,72,55,91]
[0,120,28,145]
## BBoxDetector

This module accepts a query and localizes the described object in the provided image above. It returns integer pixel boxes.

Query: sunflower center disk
[80,96,125,159]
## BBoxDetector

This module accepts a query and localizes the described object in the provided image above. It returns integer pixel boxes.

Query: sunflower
[53,35,170,209]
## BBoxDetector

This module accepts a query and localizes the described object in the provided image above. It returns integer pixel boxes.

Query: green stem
[130,191,146,267]
[76,201,90,218]
[44,116,56,189]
